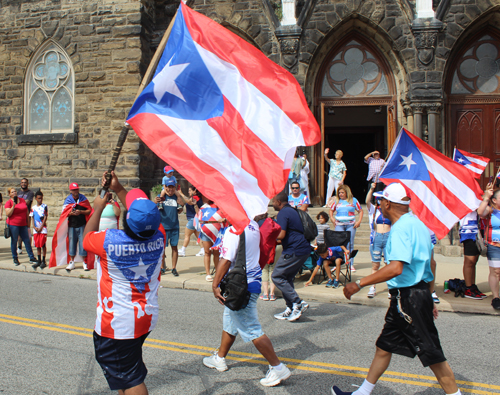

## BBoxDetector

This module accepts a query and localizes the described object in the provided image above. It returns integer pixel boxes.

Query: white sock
[352,379,375,395]
[179,246,185,252]
[199,247,204,253]
[272,363,284,370]
[446,391,461,395]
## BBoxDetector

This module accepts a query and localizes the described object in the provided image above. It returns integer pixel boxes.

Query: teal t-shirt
[385,213,434,289]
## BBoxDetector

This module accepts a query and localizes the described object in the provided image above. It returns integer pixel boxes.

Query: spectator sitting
[315,211,330,245]
[305,243,349,288]
[288,181,309,212]
[159,166,177,207]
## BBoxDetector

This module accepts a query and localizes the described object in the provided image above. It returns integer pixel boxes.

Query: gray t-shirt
[17,189,34,210]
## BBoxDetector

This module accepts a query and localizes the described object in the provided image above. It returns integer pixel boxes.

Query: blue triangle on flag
[454,149,472,166]
[128,7,224,121]
[380,131,431,181]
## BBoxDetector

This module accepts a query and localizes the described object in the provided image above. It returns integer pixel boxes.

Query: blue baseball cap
[165,178,176,187]
[125,189,160,237]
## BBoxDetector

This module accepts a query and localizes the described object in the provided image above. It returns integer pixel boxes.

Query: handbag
[4,221,10,239]
[475,213,488,257]
[219,233,251,311]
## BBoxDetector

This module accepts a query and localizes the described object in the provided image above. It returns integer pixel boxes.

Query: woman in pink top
[5,188,37,266]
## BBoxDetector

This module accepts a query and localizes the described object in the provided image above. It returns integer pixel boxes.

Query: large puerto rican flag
[379,128,483,239]
[126,2,320,233]
[453,148,489,179]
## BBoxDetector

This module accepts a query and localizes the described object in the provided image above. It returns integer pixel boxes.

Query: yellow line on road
[1,313,499,394]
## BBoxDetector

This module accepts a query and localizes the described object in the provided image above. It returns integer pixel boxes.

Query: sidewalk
[1,236,498,316]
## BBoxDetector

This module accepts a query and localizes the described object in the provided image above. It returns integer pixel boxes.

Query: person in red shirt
[5,188,38,266]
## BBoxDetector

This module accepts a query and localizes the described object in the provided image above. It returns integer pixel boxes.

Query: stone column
[281,0,296,26]
[416,0,434,18]
[427,104,441,148]
[412,105,424,139]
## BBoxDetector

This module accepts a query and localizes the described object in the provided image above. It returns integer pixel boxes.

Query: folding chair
[323,229,357,286]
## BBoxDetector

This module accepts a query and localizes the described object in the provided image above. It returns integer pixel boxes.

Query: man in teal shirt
[332,183,461,395]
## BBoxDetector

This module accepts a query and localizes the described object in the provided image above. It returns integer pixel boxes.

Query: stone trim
[17,133,78,145]
[320,97,395,106]
[447,96,500,104]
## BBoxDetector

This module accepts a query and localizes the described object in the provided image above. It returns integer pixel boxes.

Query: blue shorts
[93,331,149,391]
[164,229,179,247]
[370,232,389,263]
[200,233,212,243]
[223,293,264,343]
[487,244,500,267]
[186,218,196,231]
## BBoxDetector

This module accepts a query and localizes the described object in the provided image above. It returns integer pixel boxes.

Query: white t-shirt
[220,220,262,293]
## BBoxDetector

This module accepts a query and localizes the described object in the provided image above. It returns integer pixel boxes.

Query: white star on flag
[128,257,150,282]
[153,58,189,103]
[399,153,416,171]
[458,157,464,163]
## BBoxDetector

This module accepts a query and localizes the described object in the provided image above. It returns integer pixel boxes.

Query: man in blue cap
[83,171,165,395]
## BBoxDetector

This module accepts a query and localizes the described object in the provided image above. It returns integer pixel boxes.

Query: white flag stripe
[421,153,481,209]
[465,156,488,167]
[465,164,483,174]
[195,42,306,161]
[157,114,269,219]
[404,180,459,228]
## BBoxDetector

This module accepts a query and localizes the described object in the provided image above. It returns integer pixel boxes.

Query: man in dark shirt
[66,183,91,271]
[271,190,311,322]
[16,178,35,254]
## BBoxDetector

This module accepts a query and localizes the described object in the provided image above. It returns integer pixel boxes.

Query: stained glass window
[321,40,390,97]
[450,35,500,95]
[25,42,74,134]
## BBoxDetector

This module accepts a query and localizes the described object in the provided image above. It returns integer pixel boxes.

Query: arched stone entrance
[312,33,398,202]
[445,29,500,187]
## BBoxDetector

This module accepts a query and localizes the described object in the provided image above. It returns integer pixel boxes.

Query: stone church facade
[1,0,499,230]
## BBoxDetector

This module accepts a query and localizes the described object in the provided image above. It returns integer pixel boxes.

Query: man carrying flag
[49,183,94,271]
[453,148,489,179]
[125,1,320,234]
[332,183,462,395]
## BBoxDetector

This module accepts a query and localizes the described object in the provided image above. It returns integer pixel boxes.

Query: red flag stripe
[130,112,251,231]
[403,189,449,239]
[206,97,287,197]
[181,2,319,146]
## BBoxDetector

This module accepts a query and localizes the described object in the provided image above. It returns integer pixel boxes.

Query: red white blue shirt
[220,220,262,294]
[30,203,48,234]
[288,194,309,208]
[330,198,361,225]
[486,209,500,246]
[316,246,344,266]
[459,211,479,243]
[83,229,165,339]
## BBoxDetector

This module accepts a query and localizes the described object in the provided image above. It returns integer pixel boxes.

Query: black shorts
[463,239,479,256]
[376,281,446,367]
[93,331,150,391]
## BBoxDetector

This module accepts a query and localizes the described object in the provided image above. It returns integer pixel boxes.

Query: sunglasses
[291,187,300,190]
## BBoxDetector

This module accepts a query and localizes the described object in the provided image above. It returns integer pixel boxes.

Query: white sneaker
[66,261,75,272]
[388,292,392,299]
[367,286,376,298]
[299,300,309,313]
[196,248,205,257]
[203,351,228,372]
[17,247,22,254]
[206,275,213,282]
[178,249,186,257]
[287,308,302,321]
[260,364,291,387]
[350,264,356,272]
[83,262,89,271]
[274,307,292,320]
[432,291,440,304]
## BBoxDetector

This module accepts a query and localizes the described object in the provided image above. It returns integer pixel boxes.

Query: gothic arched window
[24,41,74,134]
[321,40,390,97]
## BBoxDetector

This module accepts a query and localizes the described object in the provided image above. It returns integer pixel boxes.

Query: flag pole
[100,9,179,197]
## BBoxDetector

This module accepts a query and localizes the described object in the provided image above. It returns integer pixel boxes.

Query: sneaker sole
[203,360,228,372]
[274,315,291,320]
[260,370,291,387]
[287,312,302,322]
[367,294,376,298]
[464,295,483,300]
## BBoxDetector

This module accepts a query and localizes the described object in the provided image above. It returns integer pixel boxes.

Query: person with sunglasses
[332,183,461,395]
[287,181,309,212]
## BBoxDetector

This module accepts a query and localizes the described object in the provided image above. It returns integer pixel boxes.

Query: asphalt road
[0,270,499,395]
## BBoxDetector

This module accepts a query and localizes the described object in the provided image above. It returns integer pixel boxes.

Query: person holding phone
[4,188,38,266]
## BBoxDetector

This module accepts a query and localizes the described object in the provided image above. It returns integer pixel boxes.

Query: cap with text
[69,182,79,190]
[373,183,410,205]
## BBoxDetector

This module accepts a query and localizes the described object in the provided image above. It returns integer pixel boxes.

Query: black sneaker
[464,287,483,300]
[331,385,352,395]
[172,268,179,277]
[30,257,39,265]
[32,259,41,270]
[39,260,47,269]
[472,284,487,298]
[492,298,500,310]
[13,257,20,266]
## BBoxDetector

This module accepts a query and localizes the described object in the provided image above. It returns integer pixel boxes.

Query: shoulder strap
[234,232,246,270]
